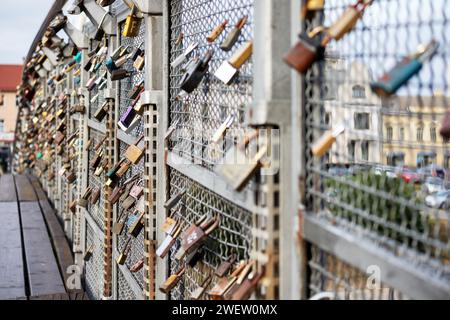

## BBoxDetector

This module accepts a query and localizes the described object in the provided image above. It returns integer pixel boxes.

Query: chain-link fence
[302,0,450,299]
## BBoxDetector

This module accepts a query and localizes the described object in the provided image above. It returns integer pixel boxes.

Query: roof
[0,65,23,91]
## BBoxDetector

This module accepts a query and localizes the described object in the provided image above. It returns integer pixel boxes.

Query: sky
[0,0,55,64]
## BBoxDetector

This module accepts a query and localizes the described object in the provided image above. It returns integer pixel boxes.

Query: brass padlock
[327,0,373,41]
[112,211,128,235]
[90,187,101,205]
[208,262,246,300]
[207,20,228,43]
[123,4,142,38]
[124,135,145,164]
[93,100,109,122]
[159,267,185,294]
[116,238,132,265]
[133,52,145,71]
[116,160,131,178]
[215,253,237,277]
[311,124,345,157]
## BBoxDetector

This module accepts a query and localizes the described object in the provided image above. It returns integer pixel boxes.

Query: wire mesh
[167,167,253,300]
[168,0,254,170]
[308,245,409,300]
[84,223,104,300]
[118,21,146,138]
[303,0,450,293]
[115,140,146,292]
[87,128,107,231]
[117,267,138,300]
[89,39,107,119]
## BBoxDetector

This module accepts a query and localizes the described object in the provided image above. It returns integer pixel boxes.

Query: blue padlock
[74,51,82,63]
[105,58,117,72]
[370,40,438,96]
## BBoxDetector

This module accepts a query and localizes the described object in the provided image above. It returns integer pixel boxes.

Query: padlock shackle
[204,217,220,236]
[235,15,248,29]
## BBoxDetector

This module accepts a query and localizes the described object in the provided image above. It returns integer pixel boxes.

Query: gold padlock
[123,4,142,38]
[311,124,345,157]
[327,0,372,41]
[306,0,325,10]
[116,238,132,265]
[124,135,145,164]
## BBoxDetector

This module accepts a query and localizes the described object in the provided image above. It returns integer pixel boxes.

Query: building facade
[0,64,22,171]
[324,60,383,165]
[381,95,450,169]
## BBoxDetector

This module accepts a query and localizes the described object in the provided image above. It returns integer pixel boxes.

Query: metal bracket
[103,88,116,99]
[79,0,117,35]
[63,22,90,49]
[140,90,162,106]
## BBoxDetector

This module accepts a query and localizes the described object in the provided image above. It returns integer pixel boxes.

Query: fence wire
[303,0,450,297]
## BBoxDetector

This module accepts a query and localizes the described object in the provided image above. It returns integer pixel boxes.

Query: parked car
[425,190,450,209]
[421,177,449,195]
[371,165,397,178]
[328,165,349,177]
[417,165,446,180]
[398,167,421,184]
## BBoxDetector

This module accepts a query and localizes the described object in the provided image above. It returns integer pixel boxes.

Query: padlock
[85,75,97,91]
[106,158,125,180]
[179,50,213,93]
[69,200,77,214]
[133,52,145,71]
[111,69,132,81]
[119,105,137,128]
[83,244,94,262]
[370,40,439,96]
[223,261,254,300]
[123,3,142,38]
[109,185,125,205]
[93,12,108,41]
[112,211,128,235]
[327,0,372,41]
[116,160,131,178]
[156,223,182,259]
[97,0,115,7]
[191,276,212,300]
[116,238,132,265]
[215,131,268,191]
[90,150,103,169]
[440,112,450,139]
[212,115,234,143]
[186,248,204,268]
[122,195,136,211]
[93,100,110,122]
[124,135,145,164]
[129,257,144,273]
[230,269,264,300]
[159,267,185,294]
[114,54,128,68]
[70,104,86,115]
[207,20,228,43]
[220,16,247,51]
[78,187,92,208]
[179,216,220,258]
[129,183,143,200]
[162,215,178,235]
[311,124,345,157]
[66,171,76,184]
[208,262,247,300]
[128,80,145,100]
[128,211,145,237]
[164,189,186,210]
[171,42,198,68]
[215,41,252,84]
[90,188,101,205]
[283,27,327,74]
[215,253,237,277]
[54,131,65,145]
[306,0,325,10]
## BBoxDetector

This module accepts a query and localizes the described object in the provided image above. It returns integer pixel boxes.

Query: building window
[386,126,393,141]
[399,127,404,140]
[417,126,424,142]
[354,113,370,130]
[430,126,437,142]
[0,120,4,132]
[352,85,365,99]
[361,141,369,161]
[324,112,331,127]
[348,140,356,161]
